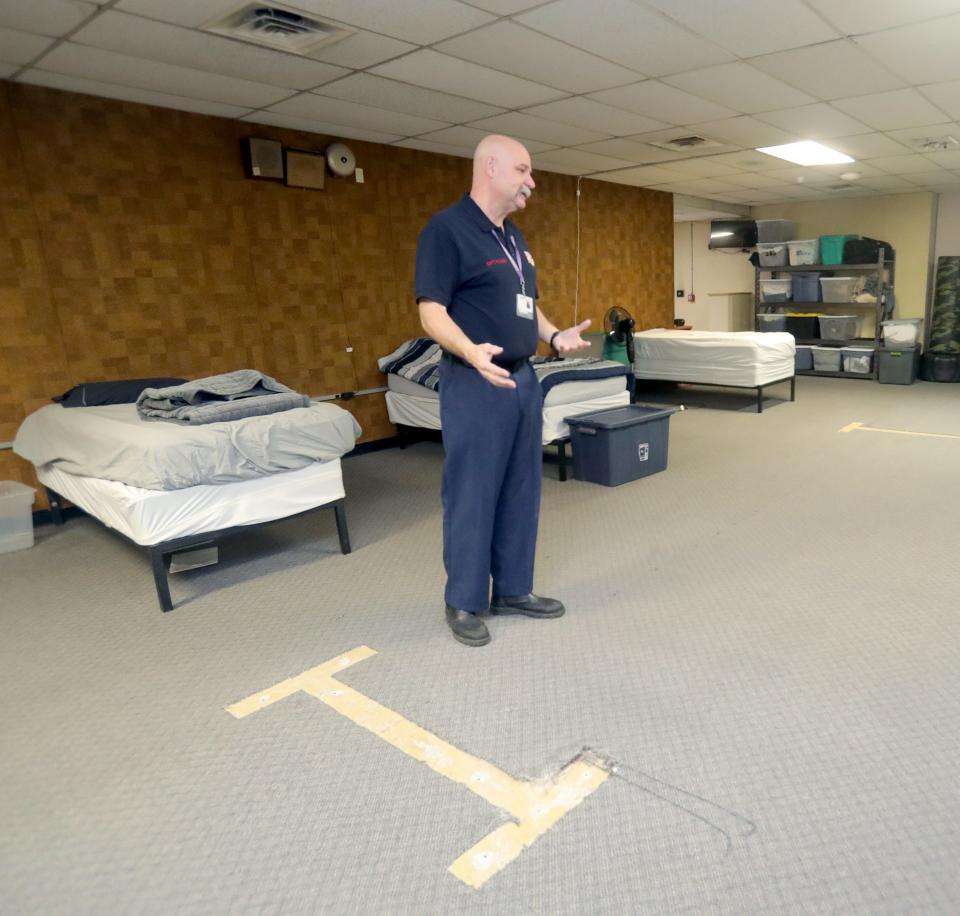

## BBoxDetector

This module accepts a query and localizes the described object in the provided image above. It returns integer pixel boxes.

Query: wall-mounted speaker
[242,137,284,180]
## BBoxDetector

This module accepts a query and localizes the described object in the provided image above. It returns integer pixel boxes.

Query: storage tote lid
[566,404,677,431]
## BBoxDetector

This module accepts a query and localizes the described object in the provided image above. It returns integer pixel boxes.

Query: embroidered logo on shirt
[524,250,535,266]
[486,258,509,267]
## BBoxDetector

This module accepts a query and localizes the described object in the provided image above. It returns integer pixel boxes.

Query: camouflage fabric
[930,256,960,353]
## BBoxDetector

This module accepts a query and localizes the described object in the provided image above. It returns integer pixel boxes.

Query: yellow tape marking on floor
[840,420,960,439]
[226,647,609,889]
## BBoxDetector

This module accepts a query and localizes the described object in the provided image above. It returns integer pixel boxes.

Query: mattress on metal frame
[37,459,345,546]
[633,330,795,387]
[384,374,630,444]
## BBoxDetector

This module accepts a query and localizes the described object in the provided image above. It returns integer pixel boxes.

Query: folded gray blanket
[136,370,310,425]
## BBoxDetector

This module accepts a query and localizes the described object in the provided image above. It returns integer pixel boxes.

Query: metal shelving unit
[754,253,895,380]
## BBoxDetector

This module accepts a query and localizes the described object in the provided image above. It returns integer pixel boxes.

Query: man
[415,134,591,647]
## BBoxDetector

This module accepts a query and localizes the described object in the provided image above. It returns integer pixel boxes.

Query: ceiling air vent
[909,135,959,152]
[826,183,857,192]
[204,4,354,54]
[647,135,722,152]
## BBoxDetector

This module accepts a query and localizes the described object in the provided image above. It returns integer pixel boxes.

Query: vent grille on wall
[204,3,354,54]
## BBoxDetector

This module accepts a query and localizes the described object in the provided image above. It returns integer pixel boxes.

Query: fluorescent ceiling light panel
[756,140,854,165]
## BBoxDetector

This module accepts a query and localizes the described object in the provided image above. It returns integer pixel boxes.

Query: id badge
[516,293,534,319]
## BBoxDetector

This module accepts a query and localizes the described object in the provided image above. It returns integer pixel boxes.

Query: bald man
[415,135,591,647]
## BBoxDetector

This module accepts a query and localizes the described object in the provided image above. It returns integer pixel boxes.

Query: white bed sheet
[38,460,344,546]
[633,330,795,386]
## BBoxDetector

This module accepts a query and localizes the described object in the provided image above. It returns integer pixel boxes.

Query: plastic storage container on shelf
[819,314,858,340]
[820,276,859,302]
[841,346,874,375]
[0,481,36,554]
[795,345,813,371]
[757,314,787,332]
[566,404,678,487]
[791,271,821,303]
[787,239,819,266]
[784,314,820,339]
[756,219,797,243]
[811,346,842,372]
[881,319,921,348]
[757,242,788,267]
[760,278,791,303]
[878,348,919,384]
[819,234,857,265]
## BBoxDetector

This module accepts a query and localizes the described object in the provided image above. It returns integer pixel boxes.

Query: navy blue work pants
[439,356,543,613]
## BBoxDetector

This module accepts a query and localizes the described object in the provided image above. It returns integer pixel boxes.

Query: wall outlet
[687,292,696,302]
[355,168,365,183]
[676,289,684,297]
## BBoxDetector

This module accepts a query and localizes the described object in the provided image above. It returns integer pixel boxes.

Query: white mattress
[633,330,795,387]
[37,460,345,546]
[385,388,630,444]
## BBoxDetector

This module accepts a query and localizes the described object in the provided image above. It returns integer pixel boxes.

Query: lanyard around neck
[491,229,525,296]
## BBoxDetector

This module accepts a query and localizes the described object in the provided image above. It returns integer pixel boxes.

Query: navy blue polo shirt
[415,193,539,363]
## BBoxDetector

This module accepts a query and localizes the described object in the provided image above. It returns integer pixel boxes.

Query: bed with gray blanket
[14,379,362,612]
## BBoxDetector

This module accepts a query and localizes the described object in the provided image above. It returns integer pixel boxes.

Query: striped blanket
[378,337,630,396]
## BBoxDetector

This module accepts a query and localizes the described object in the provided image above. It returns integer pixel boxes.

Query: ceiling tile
[435,21,641,94]
[653,178,743,194]
[664,63,816,114]
[306,31,415,68]
[267,94,450,136]
[466,111,609,147]
[19,68,252,118]
[858,174,921,191]
[832,89,950,131]
[370,50,564,108]
[241,110,402,144]
[531,147,636,174]
[588,80,737,125]
[646,0,840,57]
[572,138,675,164]
[520,96,669,136]
[0,26,54,64]
[0,0,95,38]
[761,166,836,186]
[704,151,776,170]
[0,61,14,77]
[71,11,349,91]
[317,74,504,123]
[883,122,960,149]
[621,128,741,158]
[685,116,798,149]
[749,41,906,101]
[756,103,871,138]
[416,125,555,154]
[923,150,960,168]
[854,14,960,85]
[465,0,543,12]
[828,132,912,159]
[32,42,294,108]
[917,82,960,121]
[596,164,688,186]
[392,138,474,159]
[868,153,942,174]
[805,0,960,33]
[903,169,960,185]
[720,172,791,189]
[116,0,253,27]
[656,157,744,178]
[514,0,733,76]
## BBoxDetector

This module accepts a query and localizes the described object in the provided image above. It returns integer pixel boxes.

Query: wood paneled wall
[0,82,673,498]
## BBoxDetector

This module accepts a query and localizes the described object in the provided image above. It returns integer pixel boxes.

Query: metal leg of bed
[333,499,351,554]
[149,546,174,612]
[557,439,568,482]
[45,487,64,526]
[397,423,409,449]
[790,375,796,402]
[757,385,763,414]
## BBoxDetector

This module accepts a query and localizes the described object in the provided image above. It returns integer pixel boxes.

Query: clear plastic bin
[756,314,787,331]
[841,346,874,374]
[791,272,821,303]
[756,219,797,243]
[819,315,858,340]
[795,345,813,370]
[819,276,859,302]
[0,481,36,554]
[760,278,791,303]
[811,346,842,372]
[757,242,788,267]
[881,319,921,347]
[787,239,819,265]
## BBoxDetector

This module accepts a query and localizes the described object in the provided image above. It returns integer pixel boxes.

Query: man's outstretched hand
[470,342,517,389]
[552,319,593,355]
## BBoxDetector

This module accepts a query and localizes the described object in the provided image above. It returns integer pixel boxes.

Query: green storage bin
[819,234,857,265]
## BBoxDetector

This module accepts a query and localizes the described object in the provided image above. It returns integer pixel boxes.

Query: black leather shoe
[445,605,491,646]
[489,593,565,618]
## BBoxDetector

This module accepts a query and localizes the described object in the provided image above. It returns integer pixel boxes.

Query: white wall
[673,221,755,330]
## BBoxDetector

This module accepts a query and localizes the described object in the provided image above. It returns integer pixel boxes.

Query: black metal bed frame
[635,374,796,413]
[44,486,350,613]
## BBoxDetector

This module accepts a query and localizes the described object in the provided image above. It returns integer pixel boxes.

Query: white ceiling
[5,0,960,210]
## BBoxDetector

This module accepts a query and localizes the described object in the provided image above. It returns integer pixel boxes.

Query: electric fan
[601,306,636,366]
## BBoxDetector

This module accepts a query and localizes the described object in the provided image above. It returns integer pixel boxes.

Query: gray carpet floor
[2,376,959,915]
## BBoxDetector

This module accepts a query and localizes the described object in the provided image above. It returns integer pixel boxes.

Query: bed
[13,401,361,611]
[632,329,796,413]
[379,339,632,480]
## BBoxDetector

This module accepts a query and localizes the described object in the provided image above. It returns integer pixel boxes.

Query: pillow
[54,377,187,408]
